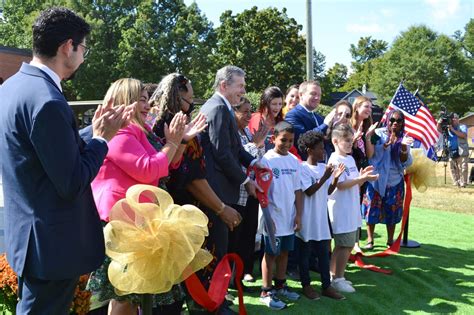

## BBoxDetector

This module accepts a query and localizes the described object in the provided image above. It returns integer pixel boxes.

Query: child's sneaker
[260,291,286,310]
[276,286,300,301]
[331,278,355,293]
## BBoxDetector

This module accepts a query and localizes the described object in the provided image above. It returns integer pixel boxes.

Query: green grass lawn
[226,207,474,314]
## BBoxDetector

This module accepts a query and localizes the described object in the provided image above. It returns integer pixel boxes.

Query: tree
[319,63,347,104]
[369,25,473,115]
[313,48,326,80]
[212,6,306,94]
[72,0,215,99]
[0,0,216,100]
[349,36,388,72]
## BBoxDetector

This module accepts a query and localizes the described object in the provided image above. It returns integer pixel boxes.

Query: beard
[65,68,79,81]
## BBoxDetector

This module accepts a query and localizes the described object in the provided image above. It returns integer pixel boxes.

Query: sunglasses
[338,113,351,119]
[389,118,403,124]
[177,75,189,89]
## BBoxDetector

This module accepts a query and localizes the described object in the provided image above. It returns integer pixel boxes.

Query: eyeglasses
[78,43,90,58]
[389,117,403,124]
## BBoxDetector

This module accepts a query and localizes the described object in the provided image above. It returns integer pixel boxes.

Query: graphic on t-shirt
[272,168,280,179]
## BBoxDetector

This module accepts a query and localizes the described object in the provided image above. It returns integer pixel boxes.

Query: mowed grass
[411,162,474,214]
[224,177,474,314]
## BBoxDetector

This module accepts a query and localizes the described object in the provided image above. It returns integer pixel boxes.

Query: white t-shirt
[296,162,332,242]
[259,149,301,237]
[327,153,361,234]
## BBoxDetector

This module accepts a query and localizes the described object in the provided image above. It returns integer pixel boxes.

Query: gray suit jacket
[200,93,254,204]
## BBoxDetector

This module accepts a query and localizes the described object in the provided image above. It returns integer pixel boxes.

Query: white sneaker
[332,278,356,293]
[341,277,353,285]
[260,291,286,310]
[330,275,352,285]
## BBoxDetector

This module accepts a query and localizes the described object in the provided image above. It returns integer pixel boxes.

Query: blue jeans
[297,238,331,289]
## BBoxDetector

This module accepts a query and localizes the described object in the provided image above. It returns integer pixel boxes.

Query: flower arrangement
[0,253,92,314]
[0,253,18,313]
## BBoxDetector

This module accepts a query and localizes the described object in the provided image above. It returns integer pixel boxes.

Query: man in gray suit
[198,65,260,313]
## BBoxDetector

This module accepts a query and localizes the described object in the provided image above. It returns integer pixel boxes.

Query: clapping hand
[354,124,364,143]
[252,121,269,148]
[333,163,346,180]
[322,164,335,180]
[92,97,135,141]
[366,122,378,139]
[164,112,187,145]
[360,165,379,181]
[385,131,398,147]
[401,135,414,146]
[183,113,207,142]
[323,109,336,126]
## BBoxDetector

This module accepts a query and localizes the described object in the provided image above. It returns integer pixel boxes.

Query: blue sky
[184,0,473,73]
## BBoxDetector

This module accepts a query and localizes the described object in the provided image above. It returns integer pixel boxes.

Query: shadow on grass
[234,243,473,314]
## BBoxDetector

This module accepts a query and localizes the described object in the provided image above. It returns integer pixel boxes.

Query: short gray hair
[213,65,245,91]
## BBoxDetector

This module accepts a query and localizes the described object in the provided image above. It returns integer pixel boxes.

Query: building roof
[0,45,32,57]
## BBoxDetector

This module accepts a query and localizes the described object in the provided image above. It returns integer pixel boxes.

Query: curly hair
[149,73,190,122]
[33,7,90,58]
[298,130,324,153]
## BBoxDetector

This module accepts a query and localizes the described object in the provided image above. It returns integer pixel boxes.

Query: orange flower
[0,253,92,314]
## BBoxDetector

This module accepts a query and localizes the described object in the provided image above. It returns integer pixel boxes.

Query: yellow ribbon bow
[104,184,212,295]
[405,148,436,192]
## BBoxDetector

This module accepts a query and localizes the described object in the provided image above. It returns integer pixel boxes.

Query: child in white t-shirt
[327,124,378,293]
[259,121,303,310]
[296,130,346,301]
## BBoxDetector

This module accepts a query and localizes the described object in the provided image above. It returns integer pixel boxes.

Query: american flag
[382,84,439,150]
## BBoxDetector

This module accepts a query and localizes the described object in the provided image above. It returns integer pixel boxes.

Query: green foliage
[349,36,388,72]
[0,0,216,100]
[320,63,348,104]
[245,91,261,112]
[315,104,332,117]
[369,25,473,115]
[313,48,326,80]
[212,6,306,95]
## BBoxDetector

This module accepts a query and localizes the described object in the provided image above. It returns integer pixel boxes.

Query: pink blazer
[92,124,169,221]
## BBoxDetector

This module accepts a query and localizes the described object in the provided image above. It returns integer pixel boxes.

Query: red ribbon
[185,253,247,315]
[349,174,413,274]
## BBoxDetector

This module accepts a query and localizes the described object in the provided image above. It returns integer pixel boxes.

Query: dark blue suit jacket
[285,104,328,160]
[0,63,107,280]
[199,93,254,205]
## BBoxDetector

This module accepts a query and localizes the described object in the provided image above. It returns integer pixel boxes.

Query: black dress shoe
[217,301,238,315]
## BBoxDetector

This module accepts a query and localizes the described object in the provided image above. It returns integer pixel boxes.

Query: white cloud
[346,23,384,34]
[380,8,395,18]
[424,0,460,20]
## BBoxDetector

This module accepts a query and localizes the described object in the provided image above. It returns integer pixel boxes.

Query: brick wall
[0,48,32,82]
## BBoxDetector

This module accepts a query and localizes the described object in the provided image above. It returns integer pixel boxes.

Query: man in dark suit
[198,65,260,313]
[285,81,329,160]
[0,7,129,314]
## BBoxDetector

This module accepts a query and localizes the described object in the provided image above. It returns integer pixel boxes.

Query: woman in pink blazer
[91,78,188,222]
[89,78,193,315]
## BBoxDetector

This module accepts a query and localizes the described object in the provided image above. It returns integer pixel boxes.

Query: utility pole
[306,0,313,80]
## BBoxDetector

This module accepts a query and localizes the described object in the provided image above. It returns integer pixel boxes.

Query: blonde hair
[103,78,145,129]
[351,96,373,133]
